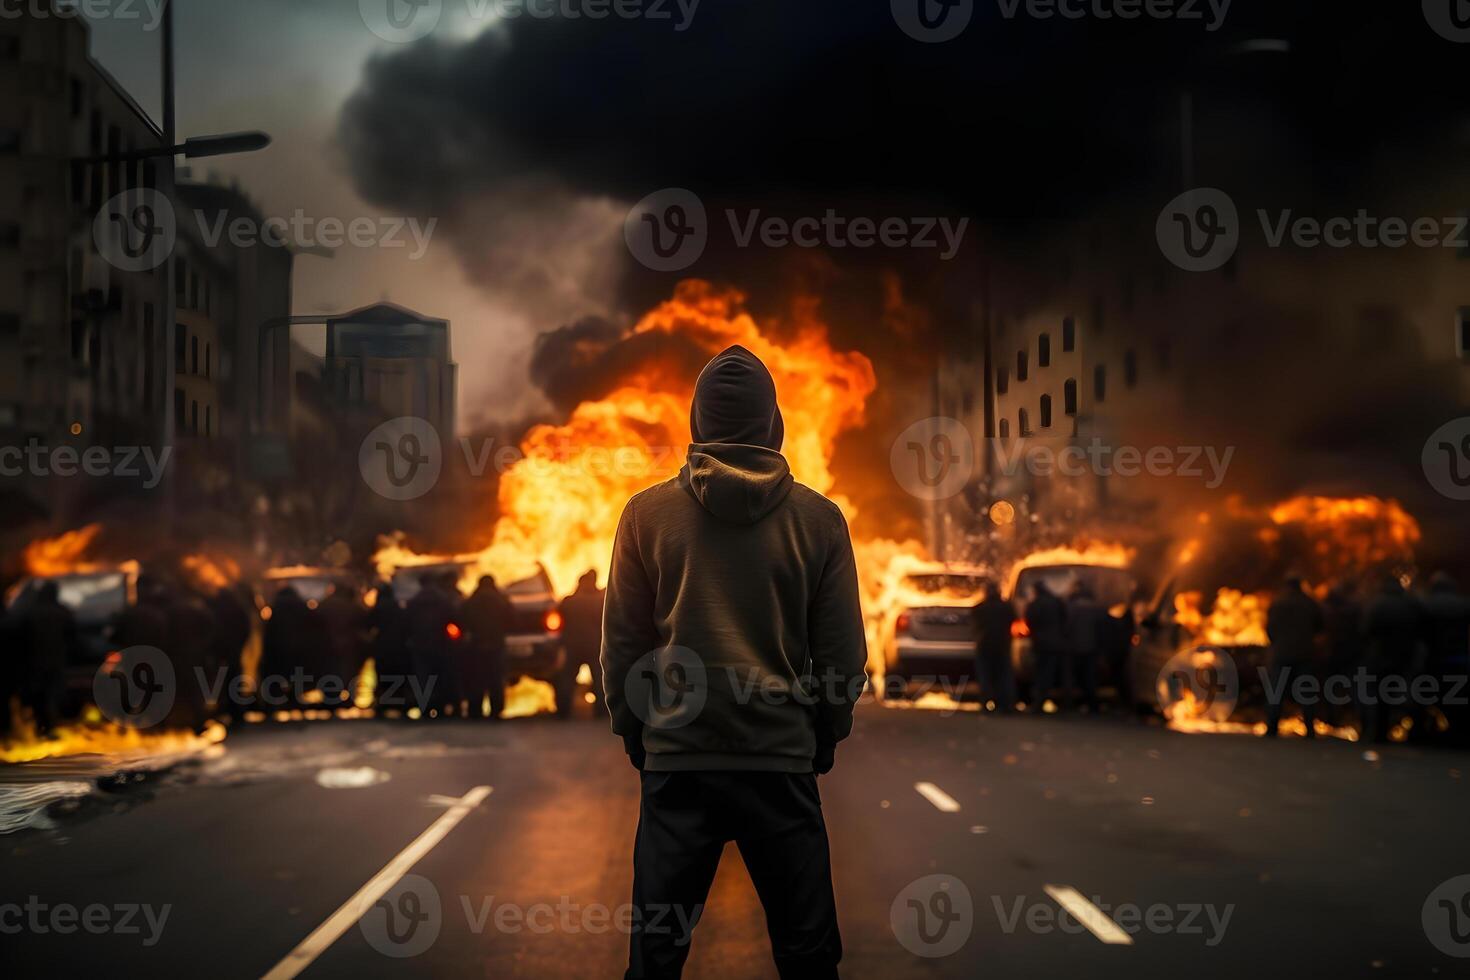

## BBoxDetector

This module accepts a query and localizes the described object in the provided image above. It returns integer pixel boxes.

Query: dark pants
[1033,645,1066,709]
[1265,656,1318,737]
[628,770,841,980]
[1069,653,1100,712]
[975,644,1015,711]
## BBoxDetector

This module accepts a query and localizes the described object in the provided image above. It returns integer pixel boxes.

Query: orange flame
[23,524,105,577]
[374,281,878,600]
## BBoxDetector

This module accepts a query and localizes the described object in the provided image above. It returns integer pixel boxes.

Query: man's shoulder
[787,482,848,530]
[625,475,686,513]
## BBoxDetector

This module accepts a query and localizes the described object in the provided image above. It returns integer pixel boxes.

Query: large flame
[374,281,879,600]
[23,525,105,577]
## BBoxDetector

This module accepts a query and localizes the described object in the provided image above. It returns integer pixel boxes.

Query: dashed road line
[1043,884,1134,945]
[261,785,492,980]
[914,781,962,812]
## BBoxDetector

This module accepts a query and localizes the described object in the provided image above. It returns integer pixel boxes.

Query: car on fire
[3,564,140,711]
[885,564,991,696]
[387,562,577,715]
[1007,559,1138,702]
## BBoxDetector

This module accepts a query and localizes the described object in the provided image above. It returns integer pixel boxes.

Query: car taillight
[103,651,122,667]
[896,612,911,634]
[446,622,463,641]
[1010,619,1030,638]
[544,609,564,633]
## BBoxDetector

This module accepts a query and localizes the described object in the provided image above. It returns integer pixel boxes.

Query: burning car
[884,563,990,695]
[3,564,140,710]
[1006,548,1138,701]
[388,561,573,715]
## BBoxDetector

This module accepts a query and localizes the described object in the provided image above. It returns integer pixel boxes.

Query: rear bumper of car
[891,638,976,682]
[505,634,564,678]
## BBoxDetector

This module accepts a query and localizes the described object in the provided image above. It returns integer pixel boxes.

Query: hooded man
[602,345,866,980]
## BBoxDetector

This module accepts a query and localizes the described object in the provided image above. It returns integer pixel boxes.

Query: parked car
[1008,560,1138,700]
[388,562,572,715]
[885,564,990,696]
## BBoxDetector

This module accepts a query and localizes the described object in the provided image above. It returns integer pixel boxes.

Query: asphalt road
[3,704,1469,978]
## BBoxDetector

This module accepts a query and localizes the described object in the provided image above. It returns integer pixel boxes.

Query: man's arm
[808,511,868,766]
[600,497,661,759]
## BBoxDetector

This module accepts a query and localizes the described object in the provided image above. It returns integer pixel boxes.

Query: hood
[689,345,784,450]
[681,443,794,524]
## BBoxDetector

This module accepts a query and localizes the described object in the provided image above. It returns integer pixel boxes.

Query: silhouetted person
[261,586,309,711]
[368,579,410,710]
[971,580,1016,712]
[459,575,514,719]
[24,581,76,736]
[317,585,366,708]
[1026,580,1068,710]
[1419,573,1469,740]
[1360,576,1421,743]
[602,346,866,979]
[1065,582,1109,713]
[1264,575,1324,738]
[561,569,606,708]
[1321,583,1363,729]
[165,587,216,730]
[207,586,253,721]
[0,605,22,736]
[405,573,457,717]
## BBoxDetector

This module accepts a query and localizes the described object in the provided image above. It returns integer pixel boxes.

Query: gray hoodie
[600,346,868,772]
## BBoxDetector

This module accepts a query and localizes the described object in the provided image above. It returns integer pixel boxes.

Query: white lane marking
[914,781,962,812]
[261,785,493,980]
[1043,884,1134,946]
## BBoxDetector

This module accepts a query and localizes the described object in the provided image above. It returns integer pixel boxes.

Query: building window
[143,317,154,411]
[1019,408,1031,437]
[174,388,185,428]
[1124,349,1138,389]
[996,366,1008,396]
[70,77,83,117]
[176,325,186,371]
[1062,316,1076,352]
[0,223,18,247]
[204,343,211,380]
[998,418,1010,439]
[1038,332,1051,368]
[190,400,198,435]
[1064,378,1077,416]
[1016,349,1028,382]
[205,406,212,438]
[0,129,20,153]
[1093,365,1106,403]
[191,336,199,375]
[1040,394,1052,428]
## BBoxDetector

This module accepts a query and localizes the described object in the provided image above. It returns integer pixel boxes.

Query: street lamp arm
[70,131,271,165]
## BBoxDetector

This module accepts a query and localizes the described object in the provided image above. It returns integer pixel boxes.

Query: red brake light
[544,610,564,633]
[896,612,911,633]
[1010,619,1030,638]
[446,622,463,641]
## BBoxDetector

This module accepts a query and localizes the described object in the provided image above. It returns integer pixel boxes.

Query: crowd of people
[0,567,609,739]
[968,571,1470,744]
